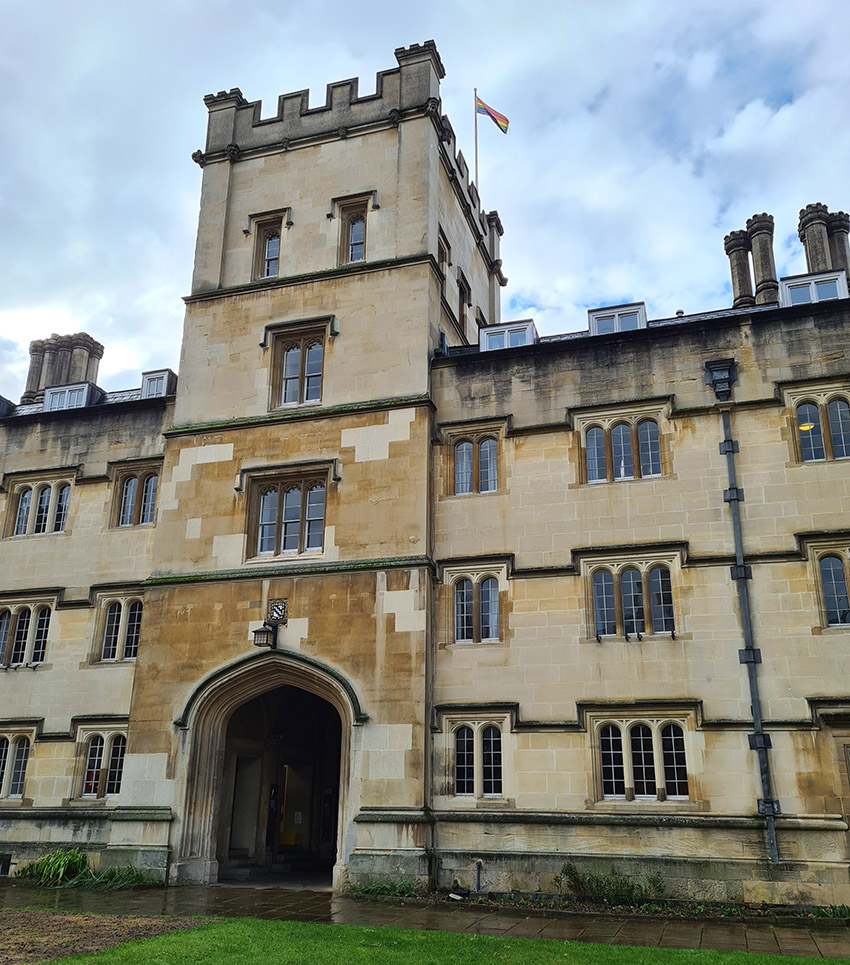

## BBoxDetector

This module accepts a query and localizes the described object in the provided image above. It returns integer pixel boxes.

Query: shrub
[353,877,420,897]
[15,848,155,890]
[552,859,665,906]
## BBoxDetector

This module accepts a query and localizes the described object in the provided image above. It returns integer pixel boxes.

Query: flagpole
[473,87,479,187]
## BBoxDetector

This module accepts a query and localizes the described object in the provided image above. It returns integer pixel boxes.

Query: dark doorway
[219,686,342,884]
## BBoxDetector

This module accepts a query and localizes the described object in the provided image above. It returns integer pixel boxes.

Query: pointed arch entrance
[174,651,367,884]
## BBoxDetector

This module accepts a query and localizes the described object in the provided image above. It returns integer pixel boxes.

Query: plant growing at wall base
[15,848,155,890]
[553,859,665,906]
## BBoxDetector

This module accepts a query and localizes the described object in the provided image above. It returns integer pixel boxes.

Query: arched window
[304,342,323,402]
[630,724,656,796]
[140,475,158,524]
[454,727,474,795]
[31,607,50,664]
[819,555,850,626]
[592,570,616,636]
[0,738,7,792]
[282,345,302,404]
[611,423,634,480]
[620,567,644,635]
[649,565,675,632]
[0,611,9,665]
[33,486,52,534]
[13,488,32,536]
[10,608,30,665]
[282,486,303,552]
[454,442,473,494]
[480,578,499,640]
[600,724,625,796]
[827,398,850,459]
[251,478,327,557]
[105,736,127,794]
[482,726,502,796]
[797,402,825,461]
[9,738,29,797]
[585,427,607,482]
[83,736,105,796]
[347,215,365,262]
[119,476,138,526]
[478,438,498,492]
[661,724,689,797]
[257,488,278,555]
[638,420,661,477]
[263,231,280,277]
[53,484,70,532]
[101,602,122,659]
[454,579,474,642]
[305,484,326,551]
[124,602,143,659]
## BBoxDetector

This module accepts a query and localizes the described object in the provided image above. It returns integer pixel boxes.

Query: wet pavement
[2,879,850,958]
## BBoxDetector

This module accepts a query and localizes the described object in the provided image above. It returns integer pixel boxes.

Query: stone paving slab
[2,880,850,957]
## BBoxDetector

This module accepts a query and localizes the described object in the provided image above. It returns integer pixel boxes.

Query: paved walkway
[2,880,850,958]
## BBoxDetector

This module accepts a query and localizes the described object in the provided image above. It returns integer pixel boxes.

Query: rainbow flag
[476,96,509,134]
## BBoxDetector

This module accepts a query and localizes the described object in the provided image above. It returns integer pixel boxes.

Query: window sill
[270,401,323,413]
[448,639,504,649]
[447,490,500,499]
[245,551,326,565]
[91,659,137,667]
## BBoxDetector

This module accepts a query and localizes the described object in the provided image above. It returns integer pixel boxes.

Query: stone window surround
[783,379,850,464]
[108,458,163,529]
[572,399,670,485]
[802,537,850,630]
[267,323,328,411]
[0,730,34,801]
[578,549,682,642]
[74,725,128,800]
[4,472,75,539]
[441,562,508,647]
[93,594,144,664]
[442,419,506,498]
[440,713,510,804]
[588,711,693,804]
[328,191,378,267]
[0,600,54,669]
[248,208,293,281]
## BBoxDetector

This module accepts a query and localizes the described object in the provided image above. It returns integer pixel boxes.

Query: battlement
[201,41,444,155]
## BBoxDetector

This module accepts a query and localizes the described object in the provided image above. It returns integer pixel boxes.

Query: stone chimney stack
[797,203,832,273]
[827,210,850,275]
[21,332,104,404]
[723,230,755,308]
[746,213,779,305]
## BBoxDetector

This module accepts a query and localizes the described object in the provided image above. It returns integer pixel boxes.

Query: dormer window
[480,320,539,352]
[589,303,647,336]
[44,383,90,411]
[779,270,848,308]
[141,370,176,399]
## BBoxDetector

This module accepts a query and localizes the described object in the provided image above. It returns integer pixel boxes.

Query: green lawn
[46,918,823,965]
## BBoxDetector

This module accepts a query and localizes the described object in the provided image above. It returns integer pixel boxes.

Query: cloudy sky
[2,0,849,401]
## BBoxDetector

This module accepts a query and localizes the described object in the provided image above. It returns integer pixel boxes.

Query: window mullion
[275,483,285,555]
[299,482,308,553]
[632,424,641,479]
[604,428,614,483]
[613,572,625,637]
[474,725,482,799]
[298,338,307,403]
[822,403,835,460]
[653,727,666,800]
[473,580,481,643]
[117,605,129,659]
[623,726,635,800]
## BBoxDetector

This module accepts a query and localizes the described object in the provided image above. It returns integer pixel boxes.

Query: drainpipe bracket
[719,440,740,455]
[758,798,782,816]
[749,732,772,749]
[730,564,753,580]
[739,648,762,664]
[724,487,745,502]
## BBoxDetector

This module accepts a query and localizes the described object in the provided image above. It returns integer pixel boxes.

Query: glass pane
[48,390,66,410]
[31,607,50,664]
[14,489,31,536]
[638,420,661,477]
[454,727,474,795]
[482,726,502,796]
[487,332,505,350]
[348,216,365,261]
[480,578,499,639]
[662,724,689,797]
[585,427,607,482]
[257,489,279,555]
[600,725,625,795]
[595,316,615,335]
[621,568,645,635]
[789,284,812,304]
[479,438,498,492]
[593,570,616,636]
[83,737,104,795]
[630,724,657,796]
[304,343,323,402]
[619,312,639,331]
[509,330,526,346]
[33,487,51,534]
[815,279,839,301]
[454,579,474,641]
[53,485,70,532]
[102,602,122,660]
[264,233,280,276]
[454,442,473,494]
[305,484,325,551]
[10,739,29,796]
[140,475,158,524]
[123,602,142,659]
[282,346,301,404]
[649,566,675,633]
[797,403,825,461]
[0,611,9,665]
[119,477,138,526]
[820,556,850,626]
[67,389,85,408]
[611,423,634,479]
[11,609,30,664]
[105,736,126,795]
[827,399,850,459]
[281,487,302,552]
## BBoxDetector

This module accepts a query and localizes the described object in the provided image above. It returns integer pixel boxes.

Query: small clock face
[268,599,288,624]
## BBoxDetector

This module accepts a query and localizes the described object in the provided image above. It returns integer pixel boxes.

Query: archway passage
[218,685,342,885]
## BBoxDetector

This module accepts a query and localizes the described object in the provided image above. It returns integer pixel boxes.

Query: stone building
[1,42,850,904]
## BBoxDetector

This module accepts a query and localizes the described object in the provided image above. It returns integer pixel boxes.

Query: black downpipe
[719,406,780,863]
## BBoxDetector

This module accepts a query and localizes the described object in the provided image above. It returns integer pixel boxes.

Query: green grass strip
[45,917,819,965]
